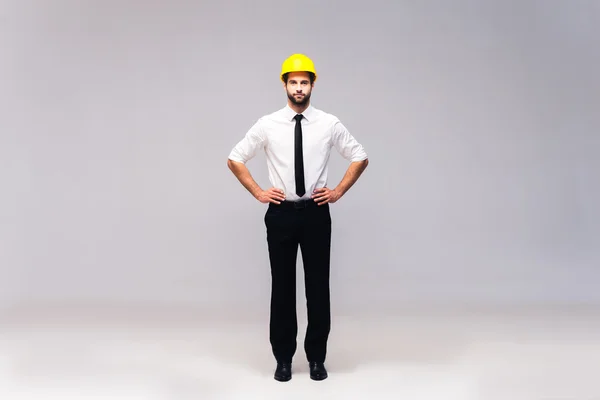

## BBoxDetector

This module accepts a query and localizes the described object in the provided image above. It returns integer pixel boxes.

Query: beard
[287,91,311,106]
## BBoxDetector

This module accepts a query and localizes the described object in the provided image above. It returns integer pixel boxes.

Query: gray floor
[1,305,599,399]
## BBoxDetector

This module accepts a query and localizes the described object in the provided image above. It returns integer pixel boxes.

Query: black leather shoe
[274,363,292,382]
[309,361,328,381]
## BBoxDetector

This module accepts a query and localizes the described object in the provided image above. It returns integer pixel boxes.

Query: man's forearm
[334,158,369,197]
[227,159,262,198]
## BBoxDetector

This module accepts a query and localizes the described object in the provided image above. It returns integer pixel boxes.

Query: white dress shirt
[228,104,368,202]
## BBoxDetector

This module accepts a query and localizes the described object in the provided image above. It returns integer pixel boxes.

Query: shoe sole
[274,375,291,382]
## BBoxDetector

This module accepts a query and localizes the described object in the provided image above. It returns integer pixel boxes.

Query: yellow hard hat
[280,53,317,82]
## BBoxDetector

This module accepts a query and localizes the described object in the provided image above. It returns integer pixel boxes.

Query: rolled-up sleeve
[228,119,266,164]
[331,121,368,162]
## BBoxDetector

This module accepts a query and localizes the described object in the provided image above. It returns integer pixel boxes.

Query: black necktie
[294,114,305,197]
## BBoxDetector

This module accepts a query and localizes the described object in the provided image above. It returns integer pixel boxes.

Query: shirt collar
[283,104,315,122]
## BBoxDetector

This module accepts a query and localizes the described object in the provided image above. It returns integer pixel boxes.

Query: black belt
[273,199,322,209]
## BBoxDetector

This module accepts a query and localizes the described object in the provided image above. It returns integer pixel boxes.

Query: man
[227,53,368,382]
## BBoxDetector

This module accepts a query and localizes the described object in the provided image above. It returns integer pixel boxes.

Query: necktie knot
[294,114,303,122]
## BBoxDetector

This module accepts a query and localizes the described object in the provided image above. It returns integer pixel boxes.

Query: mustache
[288,92,310,102]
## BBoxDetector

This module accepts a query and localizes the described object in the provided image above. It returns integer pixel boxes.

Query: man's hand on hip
[311,187,340,205]
[256,188,286,204]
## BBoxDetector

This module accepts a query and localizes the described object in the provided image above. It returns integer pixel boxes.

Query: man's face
[285,72,313,106]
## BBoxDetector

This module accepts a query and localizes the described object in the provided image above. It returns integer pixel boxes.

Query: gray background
[1,0,598,317]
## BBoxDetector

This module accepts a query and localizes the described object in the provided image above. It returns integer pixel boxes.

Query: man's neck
[288,101,310,115]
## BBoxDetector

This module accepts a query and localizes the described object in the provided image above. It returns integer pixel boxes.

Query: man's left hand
[311,187,340,205]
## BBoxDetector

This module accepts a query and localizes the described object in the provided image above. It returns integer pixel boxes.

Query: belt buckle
[293,200,307,209]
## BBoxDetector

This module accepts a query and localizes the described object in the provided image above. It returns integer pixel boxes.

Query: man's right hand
[256,188,286,204]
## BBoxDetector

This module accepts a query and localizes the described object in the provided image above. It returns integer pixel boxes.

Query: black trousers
[264,199,331,364]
